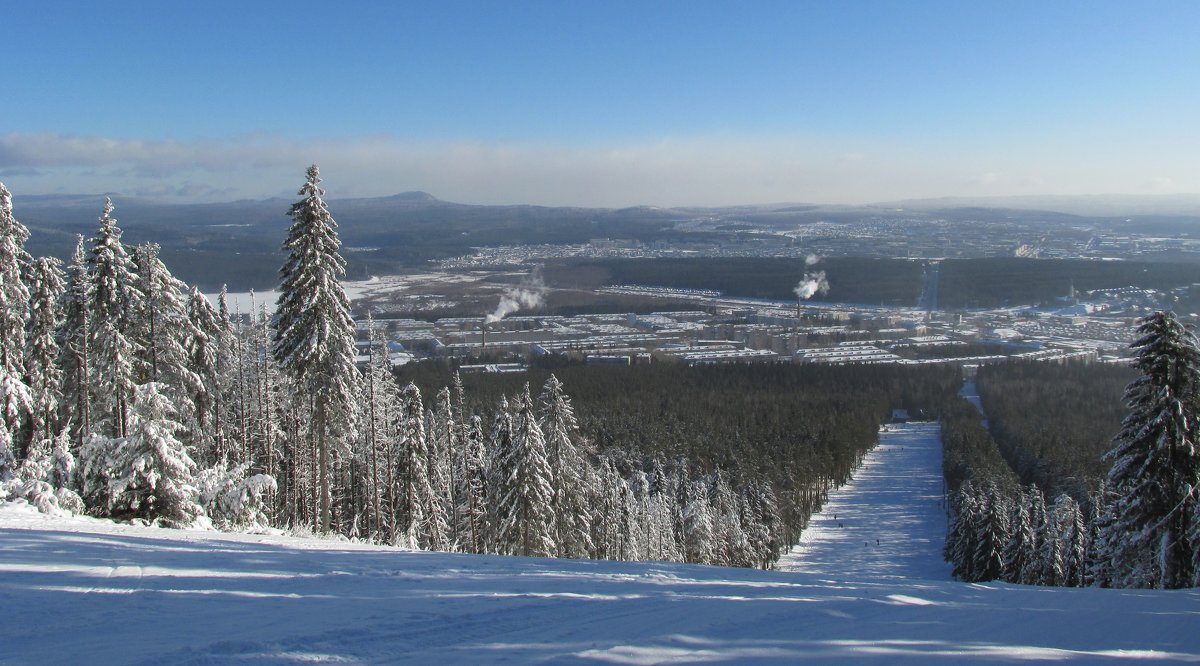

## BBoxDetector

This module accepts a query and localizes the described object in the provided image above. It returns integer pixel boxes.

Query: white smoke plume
[805,253,821,266]
[794,271,830,301]
[486,271,546,323]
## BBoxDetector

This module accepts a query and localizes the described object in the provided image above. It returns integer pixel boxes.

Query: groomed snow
[777,421,951,582]
[3,422,1199,664]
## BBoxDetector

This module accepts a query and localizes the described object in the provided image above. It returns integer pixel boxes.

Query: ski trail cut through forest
[960,380,989,428]
[777,421,952,582]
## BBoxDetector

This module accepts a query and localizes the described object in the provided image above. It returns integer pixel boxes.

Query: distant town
[337,266,1173,374]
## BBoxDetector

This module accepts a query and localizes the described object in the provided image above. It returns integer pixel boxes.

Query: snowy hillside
[3,423,1198,664]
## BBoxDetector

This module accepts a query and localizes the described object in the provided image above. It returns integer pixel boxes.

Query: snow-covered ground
[3,423,1199,664]
[213,271,506,314]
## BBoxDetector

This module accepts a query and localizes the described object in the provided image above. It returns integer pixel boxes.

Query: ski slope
[778,421,950,582]
[3,423,1199,664]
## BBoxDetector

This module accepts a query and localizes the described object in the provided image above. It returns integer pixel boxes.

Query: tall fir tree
[458,413,488,554]
[496,385,556,557]
[0,182,32,457]
[214,287,241,462]
[486,395,515,553]
[431,387,458,548]
[1100,311,1200,589]
[681,477,715,565]
[395,382,447,549]
[539,374,594,558]
[57,235,92,446]
[271,165,358,533]
[24,257,66,446]
[129,244,191,392]
[87,198,143,438]
[1020,487,1048,585]
[184,286,222,462]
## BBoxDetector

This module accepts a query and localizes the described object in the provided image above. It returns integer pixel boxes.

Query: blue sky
[2,1,1198,206]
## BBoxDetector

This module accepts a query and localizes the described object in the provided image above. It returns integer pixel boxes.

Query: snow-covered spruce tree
[78,430,116,512]
[25,257,66,446]
[485,395,515,553]
[1002,487,1033,583]
[1019,487,1048,585]
[458,413,488,554]
[709,470,745,567]
[129,244,192,393]
[1036,494,1066,587]
[108,382,202,527]
[681,476,716,565]
[971,483,1008,582]
[429,388,457,548]
[0,182,33,457]
[214,287,244,462]
[184,286,223,462]
[1100,310,1200,589]
[587,453,628,560]
[946,480,981,581]
[743,480,784,569]
[396,382,448,549]
[271,165,358,533]
[1056,493,1088,587]
[494,385,556,557]
[1085,482,1110,587]
[13,428,85,515]
[87,198,143,438]
[538,374,594,558]
[57,235,92,446]
[647,461,686,563]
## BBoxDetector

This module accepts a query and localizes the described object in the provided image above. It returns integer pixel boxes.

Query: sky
[2,1,1198,207]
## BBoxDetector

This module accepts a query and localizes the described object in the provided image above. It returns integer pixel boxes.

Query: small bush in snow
[197,461,276,530]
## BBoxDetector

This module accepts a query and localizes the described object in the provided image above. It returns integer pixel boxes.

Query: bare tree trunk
[316,398,332,533]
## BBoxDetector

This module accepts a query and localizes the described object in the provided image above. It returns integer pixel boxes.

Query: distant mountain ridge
[879,193,1200,217]
[15,189,1200,218]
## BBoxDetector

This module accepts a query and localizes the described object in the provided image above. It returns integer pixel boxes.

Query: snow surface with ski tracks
[2,421,1198,664]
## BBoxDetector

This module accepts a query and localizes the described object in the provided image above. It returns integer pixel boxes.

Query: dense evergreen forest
[399,361,964,549]
[944,346,1200,589]
[976,361,1133,499]
[936,258,1199,309]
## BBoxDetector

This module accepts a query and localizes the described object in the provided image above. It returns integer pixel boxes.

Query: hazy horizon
[4,1,1198,208]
